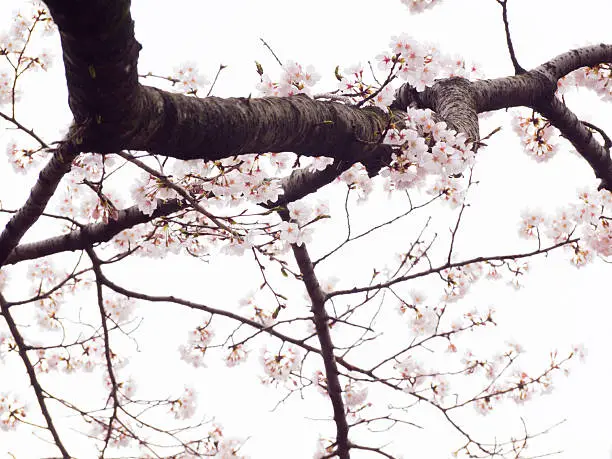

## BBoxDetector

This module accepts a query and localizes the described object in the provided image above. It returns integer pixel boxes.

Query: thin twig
[496,0,525,74]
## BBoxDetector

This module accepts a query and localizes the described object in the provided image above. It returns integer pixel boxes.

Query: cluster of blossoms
[201,424,246,458]
[104,293,137,323]
[511,110,558,162]
[26,259,73,330]
[557,63,612,101]
[239,293,276,327]
[277,198,327,246]
[336,64,396,108]
[170,386,198,420]
[519,187,612,264]
[105,375,137,403]
[397,289,440,335]
[131,171,177,216]
[127,153,332,259]
[467,344,575,416]
[0,332,15,363]
[394,355,428,393]
[50,153,125,226]
[400,0,442,13]
[374,33,481,94]
[132,154,289,218]
[35,338,107,373]
[338,163,374,201]
[380,107,475,206]
[0,394,26,431]
[225,344,248,367]
[5,141,45,174]
[343,380,369,409]
[314,437,336,459]
[179,323,215,368]
[171,61,208,95]
[0,69,13,106]
[260,345,301,384]
[0,3,54,105]
[89,418,132,448]
[257,60,321,97]
[258,34,477,110]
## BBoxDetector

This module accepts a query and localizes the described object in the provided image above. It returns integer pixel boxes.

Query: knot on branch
[420,77,480,146]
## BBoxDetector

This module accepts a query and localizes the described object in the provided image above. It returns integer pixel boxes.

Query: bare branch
[495,0,526,74]
[289,234,351,458]
[0,293,71,458]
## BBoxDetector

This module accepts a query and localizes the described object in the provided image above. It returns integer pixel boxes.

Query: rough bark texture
[0,143,78,265]
[4,200,183,265]
[3,0,612,270]
[2,2,612,458]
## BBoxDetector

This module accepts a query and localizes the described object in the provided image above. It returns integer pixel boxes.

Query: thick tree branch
[535,97,612,189]
[471,44,612,113]
[536,43,612,82]
[0,142,78,266]
[43,0,612,193]
[33,0,612,262]
[419,77,480,143]
[36,0,400,164]
[289,237,351,459]
[4,200,183,265]
[5,156,366,265]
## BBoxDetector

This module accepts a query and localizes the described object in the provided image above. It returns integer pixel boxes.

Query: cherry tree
[0,0,610,457]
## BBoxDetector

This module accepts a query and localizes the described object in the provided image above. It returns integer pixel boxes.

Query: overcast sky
[1,0,612,458]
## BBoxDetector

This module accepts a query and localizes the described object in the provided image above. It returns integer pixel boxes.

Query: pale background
[0,0,611,457]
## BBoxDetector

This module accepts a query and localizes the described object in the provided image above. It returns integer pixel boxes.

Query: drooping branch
[5,152,378,265]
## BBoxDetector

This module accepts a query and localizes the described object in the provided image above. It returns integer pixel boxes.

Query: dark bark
[0,142,78,265]
[4,0,612,268]
[4,200,183,265]
[289,235,351,459]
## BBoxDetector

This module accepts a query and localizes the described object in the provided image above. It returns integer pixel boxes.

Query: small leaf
[334,65,343,81]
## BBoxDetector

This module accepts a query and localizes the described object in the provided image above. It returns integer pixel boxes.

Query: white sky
[1,0,612,458]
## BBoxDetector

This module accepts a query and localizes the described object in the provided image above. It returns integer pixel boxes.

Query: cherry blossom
[0,394,26,431]
[170,386,198,420]
[260,345,301,383]
[179,323,215,368]
[400,0,443,14]
[343,380,368,408]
